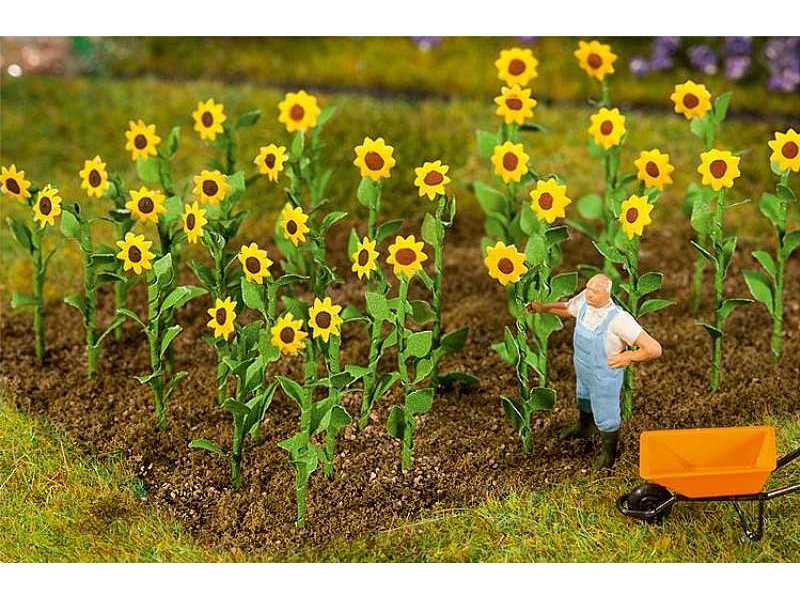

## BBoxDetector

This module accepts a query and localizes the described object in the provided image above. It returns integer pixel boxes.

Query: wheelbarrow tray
[639,426,777,498]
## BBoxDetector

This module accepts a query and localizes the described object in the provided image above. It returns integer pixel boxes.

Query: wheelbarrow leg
[732,498,765,542]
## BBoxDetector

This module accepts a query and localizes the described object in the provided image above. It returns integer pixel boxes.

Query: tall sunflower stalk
[692,149,752,391]
[744,129,800,361]
[115,250,205,430]
[2,172,61,363]
[670,82,731,313]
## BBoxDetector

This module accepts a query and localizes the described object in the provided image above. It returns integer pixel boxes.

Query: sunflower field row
[2,40,798,527]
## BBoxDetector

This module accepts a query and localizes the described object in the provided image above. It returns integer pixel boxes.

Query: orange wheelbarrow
[617,426,800,541]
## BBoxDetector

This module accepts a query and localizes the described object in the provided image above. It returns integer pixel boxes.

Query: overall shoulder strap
[598,304,620,333]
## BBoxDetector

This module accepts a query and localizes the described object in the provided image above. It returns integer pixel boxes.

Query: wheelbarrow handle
[776,447,800,470]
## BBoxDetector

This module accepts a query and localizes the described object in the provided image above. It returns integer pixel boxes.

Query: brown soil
[2,211,799,556]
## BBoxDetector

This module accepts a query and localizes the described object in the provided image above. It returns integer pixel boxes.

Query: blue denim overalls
[573,301,624,433]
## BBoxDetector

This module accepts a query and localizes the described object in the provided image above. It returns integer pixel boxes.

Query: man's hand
[526,302,542,314]
[607,351,633,369]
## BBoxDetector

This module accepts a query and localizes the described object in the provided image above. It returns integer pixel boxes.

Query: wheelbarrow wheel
[625,483,673,524]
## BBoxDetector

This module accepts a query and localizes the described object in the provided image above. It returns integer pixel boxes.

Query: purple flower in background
[689,45,719,75]
[723,36,752,57]
[765,37,800,93]
[410,36,442,52]
[629,55,650,77]
[724,55,751,81]
[516,36,539,44]
[653,36,681,55]
[650,49,675,71]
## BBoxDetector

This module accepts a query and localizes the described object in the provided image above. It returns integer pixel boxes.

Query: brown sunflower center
[358,248,369,266]
[202,179,218,196]
[265,153,276,168]
[138,197,154,213]
[395,248,417,266]
[782,141,799,159]
[315,311,332,329]
[645,161,660,178]
[245,257,261,273]
[186,213,196,230]
[505,97,524,110]
[538,192,554,210]
[6,178,20,194]
[215,308,227,325]
[201,111,213,127]
[280,327,295,343]
[587,53,603,69]
[497,257,515,274]
[39,197,52,215]
[683,93,699,109]
[625,208,639,223]
[423,170,444,186]
[89,169,101,187]
[290,104,305,121]
[508,58,526,76]
[709,159,728,178]
[134,134,148,149]
[286,220,298,235]
[600,120,614,135]
[502,152,519,171]
[364,151,385,171]
[128,246,142,263]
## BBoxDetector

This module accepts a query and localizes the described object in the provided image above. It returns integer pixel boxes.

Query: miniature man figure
[527,273,662,469]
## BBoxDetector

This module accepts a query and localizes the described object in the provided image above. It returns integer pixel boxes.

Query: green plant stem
[396,277,413,472]
[323,336,341,479]
[83,251,98,379]
[359,317,382,430]
[689,123,717,314]
[367,182,382,239]
[145,274,166,431]
[31,229,45,363]
[710,190,725,392]
[621,237,640,419]
[112,221,129,341]
[430,195,446,387]
[513,285,532,453]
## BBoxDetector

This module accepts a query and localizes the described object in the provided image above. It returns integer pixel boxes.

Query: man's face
[585,277,611,308]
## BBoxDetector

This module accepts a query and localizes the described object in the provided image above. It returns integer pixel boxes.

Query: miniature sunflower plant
[192,98,261,176]
[743,129,800,361]
[487,182,577,452]
[2,168,60,362]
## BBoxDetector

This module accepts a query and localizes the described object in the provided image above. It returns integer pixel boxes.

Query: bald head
[585,273,612,307]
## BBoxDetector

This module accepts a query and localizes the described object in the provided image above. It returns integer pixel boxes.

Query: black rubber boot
[594,430,620,470]
[559,409,594,440]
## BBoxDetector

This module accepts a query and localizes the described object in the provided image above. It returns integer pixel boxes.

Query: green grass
[2,397,797,562]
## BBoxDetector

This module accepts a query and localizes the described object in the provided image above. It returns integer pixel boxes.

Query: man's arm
[607,331,662,368]
[526,301,574,319]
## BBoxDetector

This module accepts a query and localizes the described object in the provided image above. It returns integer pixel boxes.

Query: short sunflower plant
[115,250,206,431]
[487,186,577,453]
[671,82,733,313]
[2,167,61,362]
[691,147,752,391]
[743,129,800,361]
[192,98,261,176]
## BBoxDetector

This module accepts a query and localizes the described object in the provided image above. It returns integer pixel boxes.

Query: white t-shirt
[567,291,643,356]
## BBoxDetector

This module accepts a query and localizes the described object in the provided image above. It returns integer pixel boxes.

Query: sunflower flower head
[495,48,538,87]
[588,108,626,150]
[182,201,208,244]
[254,144,289,182]
[619,195,654,239]
[354,137,396,181]
[494,85,537,126]
[768,129,800,173]
[32,185,63,229]
[351,236,380,281]
[238,242,273,284]
[270,313,308,356]
[485,241,528,287]
[634,149,675,191]
[387,235,428,279]
[490,141,529,184]
[574,40,617,81]
[207,297,237,342]
[414,160,450,200]
[1,164,32,202]
[124,120,161,161]
[192,99,226,141]
[280,203,310,246]
[670,81,712,120]
[125,186,166,223]
[278,90,321,133]
[308,297,344,343]
[698,149,741,191]
[79,155,110,198]
[192,169,229,206]
[529,179,571,224]
[116,232,155,275]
